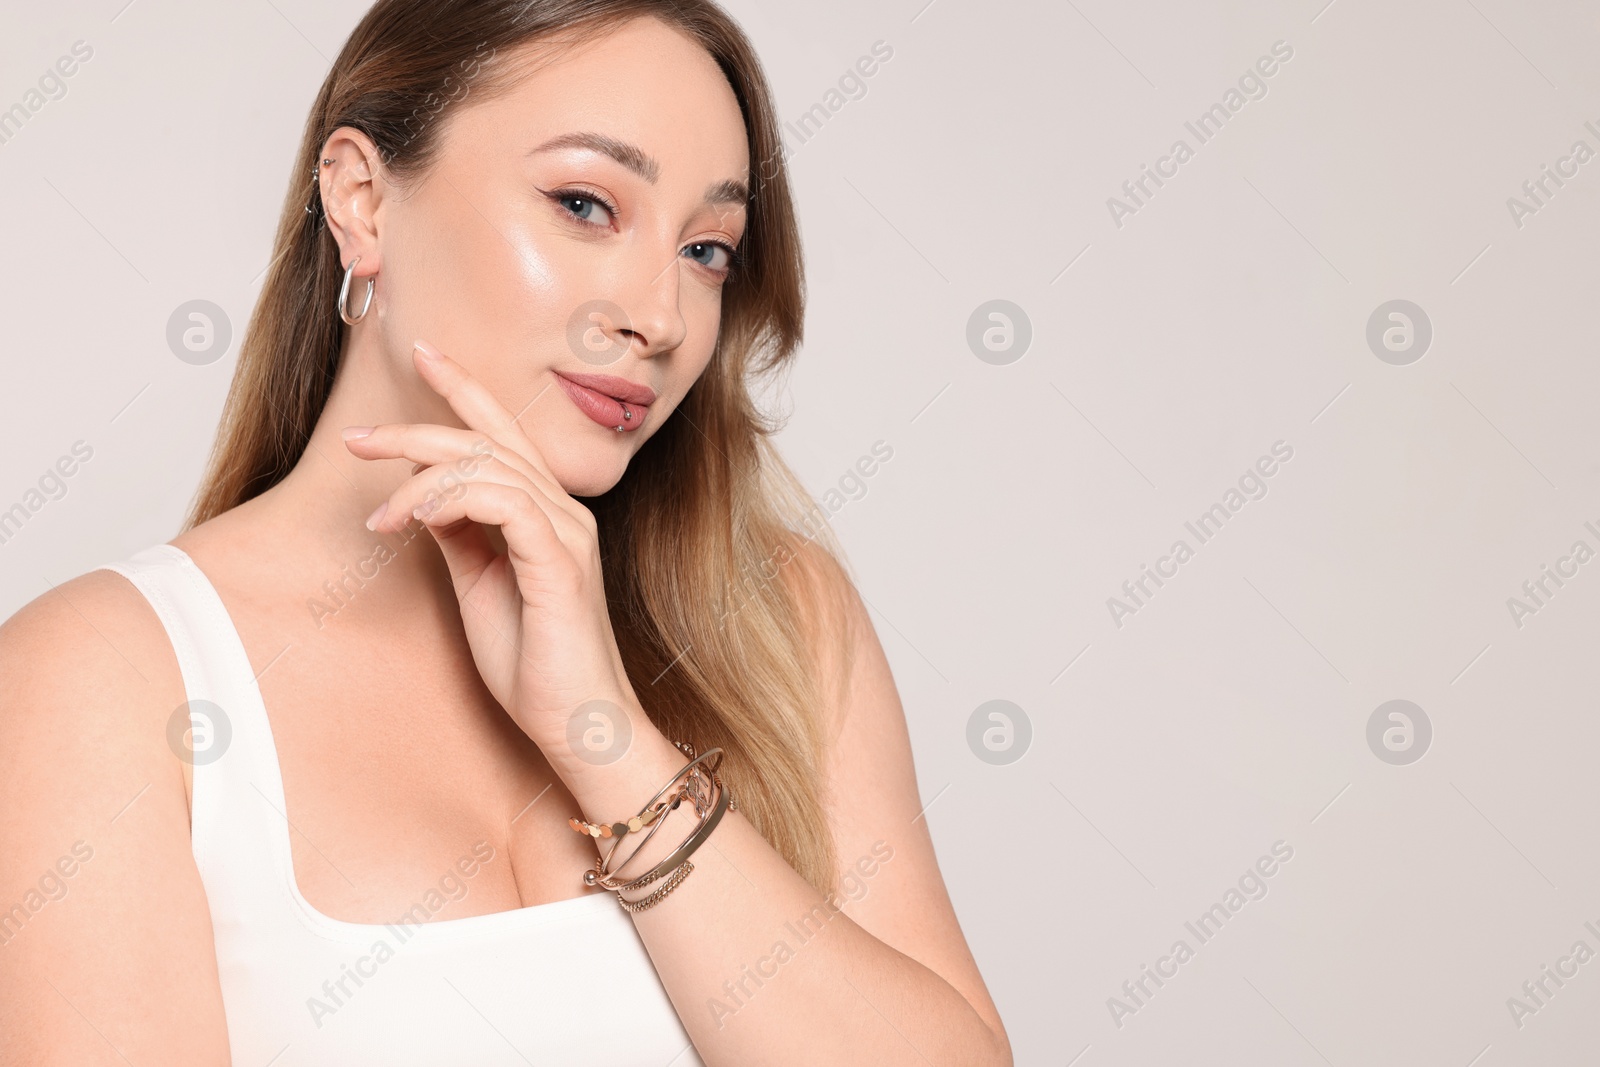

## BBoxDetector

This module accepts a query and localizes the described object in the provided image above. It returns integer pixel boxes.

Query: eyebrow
[529,131,749,209]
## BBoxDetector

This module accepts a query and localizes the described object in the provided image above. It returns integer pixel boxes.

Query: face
[322,16,751,497]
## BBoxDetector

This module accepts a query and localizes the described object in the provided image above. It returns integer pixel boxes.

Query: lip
[552,371,657,406]
[553,372,655,433]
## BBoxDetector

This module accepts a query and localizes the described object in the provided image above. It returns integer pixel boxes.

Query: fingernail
[342,425,373,440]
[414,339,442,362]
[364,501,388,531]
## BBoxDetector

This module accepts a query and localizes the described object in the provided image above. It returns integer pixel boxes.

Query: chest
[185,615,604,924]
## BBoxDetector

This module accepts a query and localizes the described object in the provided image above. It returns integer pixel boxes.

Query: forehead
[454,17,750,183]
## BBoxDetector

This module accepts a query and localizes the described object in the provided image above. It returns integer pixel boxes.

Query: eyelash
[547,185,741,276]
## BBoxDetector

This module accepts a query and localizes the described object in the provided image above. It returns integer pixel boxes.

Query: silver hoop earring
[338,255,374,325]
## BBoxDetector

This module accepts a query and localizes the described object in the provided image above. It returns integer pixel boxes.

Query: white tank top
[96,543,703,1067]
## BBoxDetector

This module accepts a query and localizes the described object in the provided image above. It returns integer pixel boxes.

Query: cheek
[451,199,568,343]
[498,221,559,306]
[392,193,600,412]
[684,306,722,380]
[479,223,566,371]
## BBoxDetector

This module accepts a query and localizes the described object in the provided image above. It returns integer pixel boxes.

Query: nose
[604,244,689,359]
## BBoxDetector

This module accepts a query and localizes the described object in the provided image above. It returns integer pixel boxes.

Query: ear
[316,126,388,279]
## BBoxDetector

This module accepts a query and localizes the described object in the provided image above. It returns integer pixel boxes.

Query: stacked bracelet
[571,739,736,913]
[567,793,675,840]
[590,746,724,886]
[618,860,694,913]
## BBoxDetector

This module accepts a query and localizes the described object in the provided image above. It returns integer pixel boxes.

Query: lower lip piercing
[556,373,646,432]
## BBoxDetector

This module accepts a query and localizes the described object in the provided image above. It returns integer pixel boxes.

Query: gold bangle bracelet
[587,765,732,894]
[588,779,712,894]
[597,746,727,882]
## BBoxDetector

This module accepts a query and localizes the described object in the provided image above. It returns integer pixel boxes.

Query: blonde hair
[184,0,857,895]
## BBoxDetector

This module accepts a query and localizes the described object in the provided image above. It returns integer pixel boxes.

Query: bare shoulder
[2,564,182,701]
[778,531,1012,1060]
[0,564,230,1062]
[0,566,190,777]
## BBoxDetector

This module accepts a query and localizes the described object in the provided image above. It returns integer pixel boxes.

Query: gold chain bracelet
[617,859,694,913]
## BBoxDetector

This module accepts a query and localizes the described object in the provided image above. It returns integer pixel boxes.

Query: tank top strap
[93,543,295,920]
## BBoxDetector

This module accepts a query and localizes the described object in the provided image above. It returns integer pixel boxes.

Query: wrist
[540,705,687,825]
[544,712,739,900]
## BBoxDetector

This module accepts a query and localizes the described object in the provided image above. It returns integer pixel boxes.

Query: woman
[0,1,1011,1063]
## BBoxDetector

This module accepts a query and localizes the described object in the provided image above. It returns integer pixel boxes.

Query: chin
[545,446,631,501]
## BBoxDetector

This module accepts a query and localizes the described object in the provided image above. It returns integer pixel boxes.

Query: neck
[222,333,494,624]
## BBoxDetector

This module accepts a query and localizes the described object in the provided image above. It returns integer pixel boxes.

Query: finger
[414,499,498,590]
[371,457,564,598]
[347,422,533,482]
[371,453,591,553]
[410,339,560,489]
[348,421,580,527]
[410,480,581,599]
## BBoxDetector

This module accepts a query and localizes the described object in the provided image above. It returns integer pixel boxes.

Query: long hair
[184,0,858,895]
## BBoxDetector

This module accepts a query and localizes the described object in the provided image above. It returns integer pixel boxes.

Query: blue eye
[553,190,615,227]
[684,240,738,274]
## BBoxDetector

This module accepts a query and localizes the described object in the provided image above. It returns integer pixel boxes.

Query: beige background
[4,0,1600,1064]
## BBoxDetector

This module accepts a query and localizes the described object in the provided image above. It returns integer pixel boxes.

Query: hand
[342,339,640,755]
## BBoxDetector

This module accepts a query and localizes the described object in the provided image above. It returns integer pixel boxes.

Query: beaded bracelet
[566,788,680,841]
[565,740,707,843]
